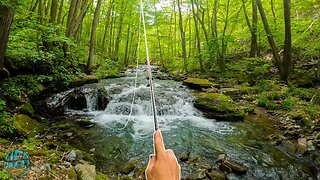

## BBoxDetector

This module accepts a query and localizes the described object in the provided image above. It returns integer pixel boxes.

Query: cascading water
[46,66,313,179]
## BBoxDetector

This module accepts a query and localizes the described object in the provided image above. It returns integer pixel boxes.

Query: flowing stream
[47,66,314,179]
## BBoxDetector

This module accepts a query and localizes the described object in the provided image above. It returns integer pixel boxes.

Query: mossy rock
[76,120,95,128]
[51,123,71,131]
[19,102,34,117]
[116,161,137,174]
[194,93,244,121]
[0,138,10,145]
[13,114,44,137]
[183,78,220,90]
[96,173,110,180]
[70,75,99,88]
[289,110,312,128]
[68,168,78,180]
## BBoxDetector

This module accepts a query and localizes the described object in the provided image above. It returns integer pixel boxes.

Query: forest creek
[0,0,320,179]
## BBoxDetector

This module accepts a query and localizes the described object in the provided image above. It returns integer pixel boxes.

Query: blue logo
[3,150,31,178]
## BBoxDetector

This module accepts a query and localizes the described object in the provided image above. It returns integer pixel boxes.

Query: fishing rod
[140,0,159,131]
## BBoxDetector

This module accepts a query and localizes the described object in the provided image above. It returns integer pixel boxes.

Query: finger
[165,149,178,162]
[153,130,166,158]
[147,154,156,169]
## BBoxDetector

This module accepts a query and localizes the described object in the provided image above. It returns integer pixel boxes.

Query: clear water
[47,67,314,179]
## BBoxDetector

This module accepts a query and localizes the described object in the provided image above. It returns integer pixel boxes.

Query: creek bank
[172,75,320,178]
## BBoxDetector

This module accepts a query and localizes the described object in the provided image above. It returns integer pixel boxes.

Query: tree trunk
[191,0,204,71]
[250,0,259,57]
[177,0,188,72]
[38,0,43,23]
[113,1,126,61]
[0,0,15,71]
[86,0,102,73]
[57,0,64,24]
[256,0,281,65]
[281,0,292,82]
[45,0,51,17]
[100,0,114,66]
[49,0,58,23]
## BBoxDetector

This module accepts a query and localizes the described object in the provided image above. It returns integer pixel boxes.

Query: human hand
[146,130,181,180]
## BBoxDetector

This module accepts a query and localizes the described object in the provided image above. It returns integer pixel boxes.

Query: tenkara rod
[140,0,159,131]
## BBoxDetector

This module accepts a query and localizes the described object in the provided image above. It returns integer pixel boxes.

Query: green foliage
[0,112,15,137]
[0,170,11,180]
[0,75,51,98]
[22,138,36,152]
[304,104,320,118]
[0,100,6,111]
[282,98,296,110]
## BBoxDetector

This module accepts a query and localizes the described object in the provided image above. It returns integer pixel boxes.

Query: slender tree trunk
[49,0,58,24]
[154,1,163,67]
[270,0,277,30]
[177,0,188,72]
[242,0,258,57]
[100,0,114,66]
[45,0,51,17]
[256,0,281,65]
[281,0,292,82]
[38,0,43,23]
[113,2,126,61]
[124,22,131,67]
[57,0,64,24]
[0,0,15,73]
[250,0,259,57]
[191,0,204,71]
[86,0,102,73]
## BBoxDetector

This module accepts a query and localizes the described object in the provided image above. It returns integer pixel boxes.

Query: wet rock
[75,164,96,180]
[180,152,190,162]
[297,138,307,153]
[207,170,227,180]
[97,90,110,110]
[188,169,206,180]
[219,160,247,175]
[76,120,95,128]
[117,161,136,174]
[194,93,245,121]
[188,156,200,165]
[13,114,44,137]
[68,150,77,162]
[183,78,220,90]
[66,132,73,137]
[217,154,226,163]
[281,140,297,155]
[218,163,232,174]
[45,134,54,141]
[67,89,87,110]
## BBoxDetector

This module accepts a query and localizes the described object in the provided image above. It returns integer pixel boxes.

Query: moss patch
[183,78,219,90]
[13,114,44,137]
[19,102,35,116]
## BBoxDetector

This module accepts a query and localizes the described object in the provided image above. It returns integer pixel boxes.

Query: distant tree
[86,0,103,73]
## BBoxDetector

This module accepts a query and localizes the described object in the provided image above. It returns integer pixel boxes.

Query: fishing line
[119,8,142,130]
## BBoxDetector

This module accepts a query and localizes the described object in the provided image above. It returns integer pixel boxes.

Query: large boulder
[194,93,244,121]
[13,114,44,137]
[66,89,87,110]
[183,78,220,90]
